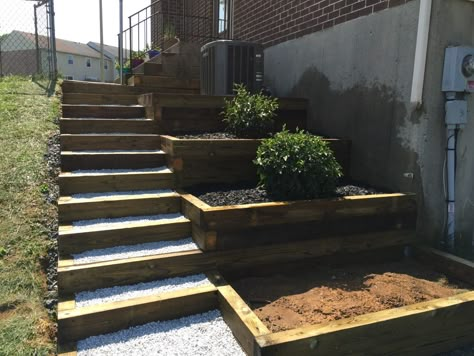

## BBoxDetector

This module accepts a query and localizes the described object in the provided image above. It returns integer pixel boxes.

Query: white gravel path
[65,149,164,154]
[70,189,175,200]
[71,213,187,231]
[72,238,197,264]
[77,310,245,356]
[75,274,211,308]
[70,167,171,175]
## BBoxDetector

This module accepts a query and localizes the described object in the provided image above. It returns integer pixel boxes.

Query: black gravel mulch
[176,132,239,139]
[188,182,384,207]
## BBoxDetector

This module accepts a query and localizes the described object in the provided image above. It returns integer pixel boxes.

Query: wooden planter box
[161,135,351,187]
[181,192,417,251]
[221,247,474,355]
[139,93,308,135]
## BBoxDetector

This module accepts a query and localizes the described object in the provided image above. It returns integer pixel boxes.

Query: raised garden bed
[220,247,474,355]
[181,190,416,251]
[139,93,308,135]
[161,135,351,188]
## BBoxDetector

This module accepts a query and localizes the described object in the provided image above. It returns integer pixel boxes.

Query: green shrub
[254,129,343,200]
[222,84,279,138]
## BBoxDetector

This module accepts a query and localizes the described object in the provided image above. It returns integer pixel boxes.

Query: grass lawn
[0,76,59,355]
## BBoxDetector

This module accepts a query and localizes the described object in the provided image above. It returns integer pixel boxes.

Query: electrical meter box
[442,46,474,93]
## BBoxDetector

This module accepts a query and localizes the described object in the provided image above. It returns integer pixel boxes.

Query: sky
[1,0,151,47]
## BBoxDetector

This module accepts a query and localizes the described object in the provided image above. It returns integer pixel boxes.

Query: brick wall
[233,0,414,47]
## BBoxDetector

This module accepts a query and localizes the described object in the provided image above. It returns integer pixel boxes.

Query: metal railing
[118,0,232,79]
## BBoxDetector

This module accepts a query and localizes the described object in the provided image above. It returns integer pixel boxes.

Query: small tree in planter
[255,128,343,200]
[222,84,279,139]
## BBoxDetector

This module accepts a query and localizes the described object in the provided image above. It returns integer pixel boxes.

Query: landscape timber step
[62,81,148,95]
[132,62,164,76]
[128,75,200,90]
[61,104,145,119]
[57,229,415,294]
[57,284,217,343]
[58,168,174,195]
[61,150,166,170]
[62,93,138,105]
[60,134,160,151]
[58,215,191,255]
[59,118,158,134]
[58,192,181,223]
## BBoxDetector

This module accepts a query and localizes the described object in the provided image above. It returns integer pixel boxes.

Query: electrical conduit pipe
[410,0,433,106]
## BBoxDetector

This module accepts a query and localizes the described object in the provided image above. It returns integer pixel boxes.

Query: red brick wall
[233,0,414,47]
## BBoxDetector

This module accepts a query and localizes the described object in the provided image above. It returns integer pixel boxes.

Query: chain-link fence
[0,0,57,86]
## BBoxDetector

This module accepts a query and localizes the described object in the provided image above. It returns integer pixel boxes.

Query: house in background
[0,30,117,82]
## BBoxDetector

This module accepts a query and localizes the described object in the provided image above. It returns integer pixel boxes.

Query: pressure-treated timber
[58,229,414,294]
[61,150,166,170]
[58,285,217,343]
[62,93,138,105]
[62,104,145,119]
[59,118,158,134]
[128,75,200,90]
[162,136,351,186]
[218,283,271,355]
[181,193,416,251]
[139,93,308,135]
[57,342,77,356]
[60,134,160,151]
[58,193,181,223]
[130,62,164,76]
[58,218,191,255]
[414,246,474,285]
[59,170,174,195]
[256,291,474,356]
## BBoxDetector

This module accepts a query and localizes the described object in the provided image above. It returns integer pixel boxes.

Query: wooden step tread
[60,167,172,176]
[59,189,176,202]
[61,149,164,155]
[60,238,199,267]
[60,134,161,151]
[62,104,146,119]
[58,284,217,343]
[58,168,174,195]
[58,214,191,256]
[62,93,138,105]
[58,192,181,223]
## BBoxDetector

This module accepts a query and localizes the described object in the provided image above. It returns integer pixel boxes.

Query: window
[64,75,74,80]
[218,0,233,35]
[104,61,108,70]
[67,55,74,65]
[86,58,91,68]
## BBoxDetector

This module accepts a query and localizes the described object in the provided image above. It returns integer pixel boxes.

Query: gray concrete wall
[264,0,474,252]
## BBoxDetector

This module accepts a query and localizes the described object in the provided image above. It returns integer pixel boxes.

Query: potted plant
[131,50,146,68]
[115,59,131,74]
[145,44,161,60]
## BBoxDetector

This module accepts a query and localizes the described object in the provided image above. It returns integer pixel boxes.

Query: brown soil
[231,259,470,333]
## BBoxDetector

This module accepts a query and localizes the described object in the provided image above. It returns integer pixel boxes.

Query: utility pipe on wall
[410,0,433,106]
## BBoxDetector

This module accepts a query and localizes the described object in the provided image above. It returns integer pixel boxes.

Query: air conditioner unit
[201,40,264,96]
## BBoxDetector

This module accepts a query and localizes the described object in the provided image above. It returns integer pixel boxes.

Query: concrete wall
[264,0,474,253]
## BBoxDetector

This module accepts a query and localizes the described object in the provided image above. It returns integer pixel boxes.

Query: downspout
[410,0,433,106]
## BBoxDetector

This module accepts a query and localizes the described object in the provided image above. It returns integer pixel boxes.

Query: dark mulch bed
[176,132,239,139]
[188,182,384,207]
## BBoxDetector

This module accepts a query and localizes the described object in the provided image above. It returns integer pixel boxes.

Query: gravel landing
[71,213,187,231]
[70,189,175,200]
[77,310,245,356]
[72,238,197,265]
[76,274,211,308]
[70,167,171,175]
[176,132,238,139]
[189,182,384,207]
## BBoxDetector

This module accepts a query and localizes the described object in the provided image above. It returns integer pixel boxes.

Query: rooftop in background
[6,31,117,60]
